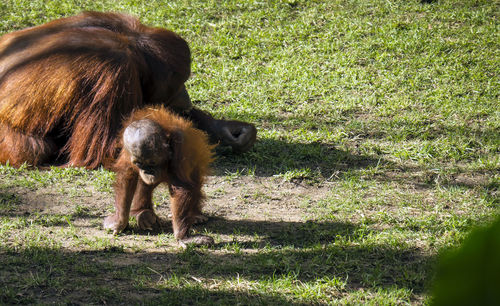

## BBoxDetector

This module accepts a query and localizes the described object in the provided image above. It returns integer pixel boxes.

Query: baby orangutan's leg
[169,183,213,248]
[103,166,138,234]
[130,179,160,231]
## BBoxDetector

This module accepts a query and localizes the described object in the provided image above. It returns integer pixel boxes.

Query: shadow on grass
[202,217,360,248]
[0,207,432,304]
[222,138,496,195]
[125,217,361,249]
[0,244,301,304]
[0,234,431,304]
[213,138,382,178]
[0,250,307,305]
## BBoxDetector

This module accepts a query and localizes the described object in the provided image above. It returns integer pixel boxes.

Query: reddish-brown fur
[0,11,191,168]
[108,107,215,241]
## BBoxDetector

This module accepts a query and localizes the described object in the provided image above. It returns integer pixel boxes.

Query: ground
[0,0,499,304]
[1,156,496,304]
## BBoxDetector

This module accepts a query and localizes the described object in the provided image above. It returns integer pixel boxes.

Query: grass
[0,0,499,304]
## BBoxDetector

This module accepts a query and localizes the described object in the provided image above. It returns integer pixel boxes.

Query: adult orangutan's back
[0,12,192,168]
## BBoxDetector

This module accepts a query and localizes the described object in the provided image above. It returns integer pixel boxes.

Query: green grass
[0,0,499,304]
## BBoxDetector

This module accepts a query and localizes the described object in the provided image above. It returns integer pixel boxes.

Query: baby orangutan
[103,107,215,247]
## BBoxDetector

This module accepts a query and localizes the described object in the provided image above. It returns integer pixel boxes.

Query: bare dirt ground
[3,174,334,250]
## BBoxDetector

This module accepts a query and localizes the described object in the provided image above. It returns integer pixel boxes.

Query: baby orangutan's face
[123,119,170,185]
[130,155,167,185]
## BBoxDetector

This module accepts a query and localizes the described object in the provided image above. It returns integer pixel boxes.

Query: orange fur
[0,124,56,166]
[108,106,215,241]
[120,106,215,184]
[0,12,190,168]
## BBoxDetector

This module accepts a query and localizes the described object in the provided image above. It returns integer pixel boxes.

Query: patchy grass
[0,0,498,304]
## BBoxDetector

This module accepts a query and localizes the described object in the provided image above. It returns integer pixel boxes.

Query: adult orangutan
[0,11,256,169]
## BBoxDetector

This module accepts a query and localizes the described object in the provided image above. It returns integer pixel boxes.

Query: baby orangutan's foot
[134,209,159,231]
[103,214,128,235]
[178,235,214,249]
